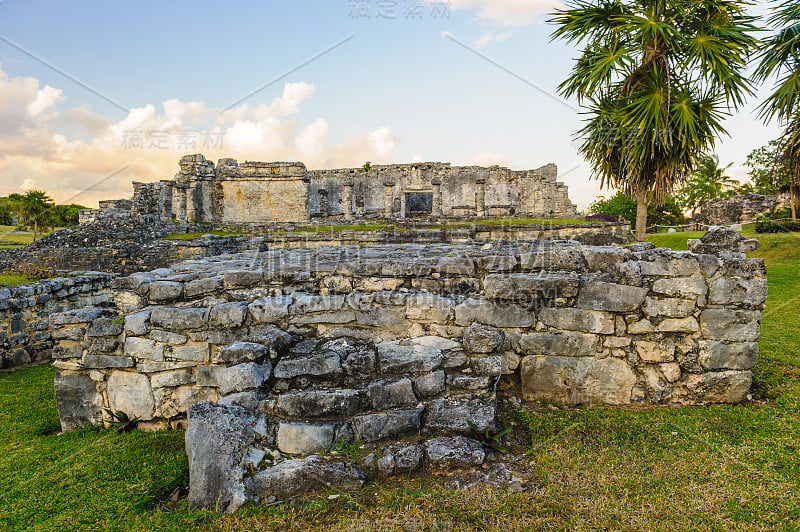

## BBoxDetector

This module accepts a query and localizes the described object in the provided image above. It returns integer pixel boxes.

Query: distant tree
[17,190,53,242]
[588,192,683,229]
[676,154,739,215]
[744,140,794,216]
[48,204,86,227]
[754,0,800,220]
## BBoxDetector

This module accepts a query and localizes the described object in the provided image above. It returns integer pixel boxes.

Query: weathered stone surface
[107,371,156,420]
[216,362,271,395]
[472,355,503,379]
[423,399,497,434]
[150,307,206,331]
[368,378,417,410]
[208,302,248,328]
[351,408,424,442]
[700,309,761,341]
[652,277,707,298]
[186,402,254,512]
[425,436,485,468]
[214,341,270,365]
[677,370,752,403]
[519,331,598,357]
[83,355,134,369]
[276,422,335,454]
[149,329,188,345]
[698,341,758,370]
[462,323,504,354]
[52,344,83,359]
[170,344,206,362]
[377,443,424,475]
[454,298,534,328]
[377,341,443,374]
[124,310,151,336]
[644,297,696,318]
[520,355,637,405]
[636,339,676,363]
[148,281,184,302]
[124,337,164,361]
[708,277,768,306]
[576,281,648,312]
[483,273,580,302]
[151,368,195,388]
[50,307,105,326]
[276,389,362,418]
[657,317,699,333]
[52,326,86,341]
[274,353,341,378]
[413,371,446,398]
[688,226,759,255]
[356,306,405,327]
[248,296,291,323]
[54,370,102,431]
[519,247,587,272]
[86,317,124,337]
[217,391,262,411]
[185,277,222,298]
[405,293,455,322]
[248,456,366,498]
[539,307,614,334]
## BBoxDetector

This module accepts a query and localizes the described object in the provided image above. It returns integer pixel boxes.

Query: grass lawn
[0,225,57,245]
[0,274,37,286]
[2,231,800,530]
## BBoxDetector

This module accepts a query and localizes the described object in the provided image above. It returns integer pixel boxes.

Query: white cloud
[0,66,399,207]
[21,178,39,191]
[433,0,561,27]
[26,85,63,116]
[473,30,512,48]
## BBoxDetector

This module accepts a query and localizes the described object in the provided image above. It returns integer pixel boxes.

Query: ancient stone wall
[0,273,115,371]
[50,233,765,433]
[696,193,791,225]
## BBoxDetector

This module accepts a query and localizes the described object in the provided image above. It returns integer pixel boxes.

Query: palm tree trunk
[791,188,798,221]
[33,220,38,242]
[635,191,648,242]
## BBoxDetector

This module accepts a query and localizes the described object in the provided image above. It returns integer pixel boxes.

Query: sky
[0,0,784,209]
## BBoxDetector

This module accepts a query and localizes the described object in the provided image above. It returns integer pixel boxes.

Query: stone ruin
[79,154,578,226]
[695,193,790,226]
[45,228,766,510]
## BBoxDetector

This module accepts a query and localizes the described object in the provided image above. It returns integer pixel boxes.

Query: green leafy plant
[103,409,141,433]
[333,438,363,457]
[467,421,512,460]
[362,161,371,172]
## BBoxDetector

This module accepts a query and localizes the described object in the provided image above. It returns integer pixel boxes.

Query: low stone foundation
[47,230,766,509]
[0,273,115,371]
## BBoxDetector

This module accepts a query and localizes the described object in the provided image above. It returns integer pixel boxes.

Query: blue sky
[0,0,782,208]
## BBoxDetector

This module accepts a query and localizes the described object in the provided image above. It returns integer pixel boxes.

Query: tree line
[0,191,85,242]
[551,0,800,240]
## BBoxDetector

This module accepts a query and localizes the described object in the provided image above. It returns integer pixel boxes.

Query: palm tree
[551,0,757,240]
[754,0,800,220]
[676,154,739,215]
[17,190,53,242]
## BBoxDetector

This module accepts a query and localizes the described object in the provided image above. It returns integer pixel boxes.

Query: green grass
[2,231,800,530]
[0,225,57,245]
[0,274,37,286]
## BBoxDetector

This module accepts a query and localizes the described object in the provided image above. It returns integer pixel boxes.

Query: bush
[588,192,684,228]
[758,207,793,221]
[755,220,800,233]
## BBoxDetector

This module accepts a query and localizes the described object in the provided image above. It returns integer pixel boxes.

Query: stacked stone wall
[0,273,115,371]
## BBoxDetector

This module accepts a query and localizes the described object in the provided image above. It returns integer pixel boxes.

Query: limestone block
[677,370,752,403]
[405,293,455,322]
[124,337,164,361]
[273,353,342,379]
[462,323,504,354]
[377,341,443,374]
[277,422,335,455]
[638,256,699,277]
[223,270,263,288]
[151,368,195,388]
[290,294,345,315]
[248,296,292,323]
[472,355,503,378]
[124,310,151,336]
[423,399,497,434]
[636,339,676,363]
[657,317,699,333]
[83,355,134,369]
[518,331,598,357]
[576,281,648,312]
[518,247,587,272]
[276,389,362,418]
[291,310,356,325]
[150,307,206,331]
[148,281,184,302]
[367,378,417,410]
[186,402,254,512]
[149,329,188,345]
[539,307,614,334]
[425,436,485,468]
[651,276,707,298]
[699,309,761,341]
[707,277,768,306]
[697,341,758,370]
[627,320,654,334]
[184,277,222,298]
[413,371,446,398]
[454,298,534,328]
[519,355,637,405]
[208,302,248,328]
[248,456,366,498]
[170,344,206,362]
[107,371,156,420]
[214,341,271,365]
[54,370,103,431]
[435,256,475,276]
[644,297,696,318]
[86,317,124,337]
[216,362,271,395]
[52,326,86,341]
[483,273,580,302]
[356,306,405,327]
[377,443,424,475]
[351,408,423,442]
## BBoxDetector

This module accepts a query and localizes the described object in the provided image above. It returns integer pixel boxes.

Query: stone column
[342,181,353,221]
[176,184,188,222]
[399,191,407,219]
[383,182,394,218]
[431,179,441,217]
[160,181,173,223]
[185,182,197,223]
[476,178,486,217]
[319,189,329,219]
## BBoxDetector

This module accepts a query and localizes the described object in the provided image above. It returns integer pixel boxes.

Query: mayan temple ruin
[79,154,578,225]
